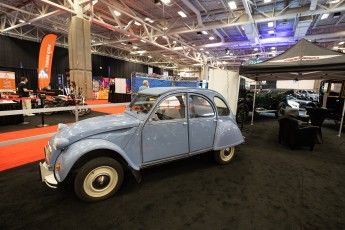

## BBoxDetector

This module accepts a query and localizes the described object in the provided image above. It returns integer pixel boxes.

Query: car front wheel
[275,102,286,118]
[74,157,124,202]
[214,147,236,165]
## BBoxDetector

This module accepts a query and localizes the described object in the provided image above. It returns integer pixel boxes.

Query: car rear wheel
[74,157,124,202]
[214,146,236,165]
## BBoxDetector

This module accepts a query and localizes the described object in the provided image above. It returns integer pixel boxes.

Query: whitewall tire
[74,157,124,202]
[214,146,236,165]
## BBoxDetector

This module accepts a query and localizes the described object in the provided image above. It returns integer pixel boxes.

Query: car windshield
[129,95,158,114]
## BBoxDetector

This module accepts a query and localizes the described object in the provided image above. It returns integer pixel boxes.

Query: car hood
[51,112,141,146]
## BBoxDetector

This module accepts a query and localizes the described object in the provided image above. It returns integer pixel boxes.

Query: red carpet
[0,101,126,171]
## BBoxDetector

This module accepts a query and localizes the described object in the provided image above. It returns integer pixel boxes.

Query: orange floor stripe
[0,138,49,171]
[0,103,126,171]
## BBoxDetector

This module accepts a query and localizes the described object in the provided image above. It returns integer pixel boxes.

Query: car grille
[44,145,52,163]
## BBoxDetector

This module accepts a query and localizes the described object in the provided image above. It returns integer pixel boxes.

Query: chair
[305,107,330,143]
[278,116,318,151]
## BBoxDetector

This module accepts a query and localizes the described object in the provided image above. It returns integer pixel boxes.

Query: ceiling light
[133,46,138,49]
[268,22,274,27]
[192,44,196,46]
[178,11,187,18]
[134,21,141,26]
[202,31,208,35]
[173,41,177,44]
[228,1,237,10]
[162,36,167,39]
[200,48,204,50]
[19,19,25,23]
[339,41,345,45]
[149,20,154,23]
[162,27,168,30]
[114,10,121,16]
[321,13,329,20]
[209,36,215,40]
[140,53,143,56]
[254,48,259,51]
[241,26,245,30]
[144,17,151,21]
[148,56,152,58]
[271,47,276,50]
[264,0,272,2]
[121,43,127,45]
[141,40,146,43]
[161,0,171,4]
[126,34,130,37]
[205,51,210,54]
[268,30,275,34]
[329,0,340,3]
[333,46,339,49]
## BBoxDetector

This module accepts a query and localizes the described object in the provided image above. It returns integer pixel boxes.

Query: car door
[142,93,189,163]
[188,94,217,153]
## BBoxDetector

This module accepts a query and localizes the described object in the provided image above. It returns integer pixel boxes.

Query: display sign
[38,34,57,89]
[248,59,263,65]
[115,78,127,94]
[0,71,16,92]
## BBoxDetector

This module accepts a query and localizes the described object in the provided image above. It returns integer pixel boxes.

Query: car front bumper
[39,161,58,188]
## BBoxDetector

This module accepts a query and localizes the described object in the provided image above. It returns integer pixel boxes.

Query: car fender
[54,139,140,182]
[214,116,244,150]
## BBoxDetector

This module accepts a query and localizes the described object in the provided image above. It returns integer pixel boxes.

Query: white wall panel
[208,69,240,114]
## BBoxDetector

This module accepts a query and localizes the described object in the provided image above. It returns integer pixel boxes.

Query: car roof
[137,87,218,97]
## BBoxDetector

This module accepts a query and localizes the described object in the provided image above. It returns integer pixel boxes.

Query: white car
[297,90,319,102]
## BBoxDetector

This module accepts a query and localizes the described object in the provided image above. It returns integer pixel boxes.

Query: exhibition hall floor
[1,114,344,229]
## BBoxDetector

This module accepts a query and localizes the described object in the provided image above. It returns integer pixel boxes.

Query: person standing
[18,77,35,116]
[139,80,149,91]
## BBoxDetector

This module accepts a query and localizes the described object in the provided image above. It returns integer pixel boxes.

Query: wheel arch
[54,139,140,183]
[71,149,142,183]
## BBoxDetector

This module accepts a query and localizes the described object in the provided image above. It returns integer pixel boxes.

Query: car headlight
[57,123,67,131]
[53,138,70,150]
[287,100,299,109]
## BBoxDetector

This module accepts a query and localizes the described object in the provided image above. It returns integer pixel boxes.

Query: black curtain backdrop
[0,35,171,90]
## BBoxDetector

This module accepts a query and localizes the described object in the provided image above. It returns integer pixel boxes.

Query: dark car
[319,80,345,121]
[236,89,316,123]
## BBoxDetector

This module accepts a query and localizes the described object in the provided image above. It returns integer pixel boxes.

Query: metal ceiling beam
[0,10,63,33]
[168,4,345,34]
[38,0,77,15]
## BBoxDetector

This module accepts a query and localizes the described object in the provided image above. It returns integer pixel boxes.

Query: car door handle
[183,122,187,126]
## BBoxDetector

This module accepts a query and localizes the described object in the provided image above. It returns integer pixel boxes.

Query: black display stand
[36,94,49,127]
[0,101,24,126]
[108,93,131,103]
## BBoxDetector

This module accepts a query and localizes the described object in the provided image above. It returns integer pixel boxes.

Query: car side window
[189,95,215,118]
[152,95,186,121]
[214,97,230,116]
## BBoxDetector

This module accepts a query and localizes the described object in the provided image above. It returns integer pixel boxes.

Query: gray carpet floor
[1,114,344,230]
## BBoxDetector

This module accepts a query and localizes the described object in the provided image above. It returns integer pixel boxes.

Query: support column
[200,64,209,81]
[68,16,92,99]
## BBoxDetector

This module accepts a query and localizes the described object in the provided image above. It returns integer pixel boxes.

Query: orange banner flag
[38,34,57,89]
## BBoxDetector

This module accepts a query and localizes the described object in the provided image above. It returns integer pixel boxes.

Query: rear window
[214,97,230,116]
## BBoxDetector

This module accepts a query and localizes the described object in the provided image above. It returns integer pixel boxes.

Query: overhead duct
[310,0,318,11]
[242,24,258,44]
[294,16,313,39]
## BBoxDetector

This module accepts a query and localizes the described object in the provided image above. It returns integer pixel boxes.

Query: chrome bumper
[39,162,58,189]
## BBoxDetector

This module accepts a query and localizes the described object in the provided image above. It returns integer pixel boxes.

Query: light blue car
[39,87,244,202]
